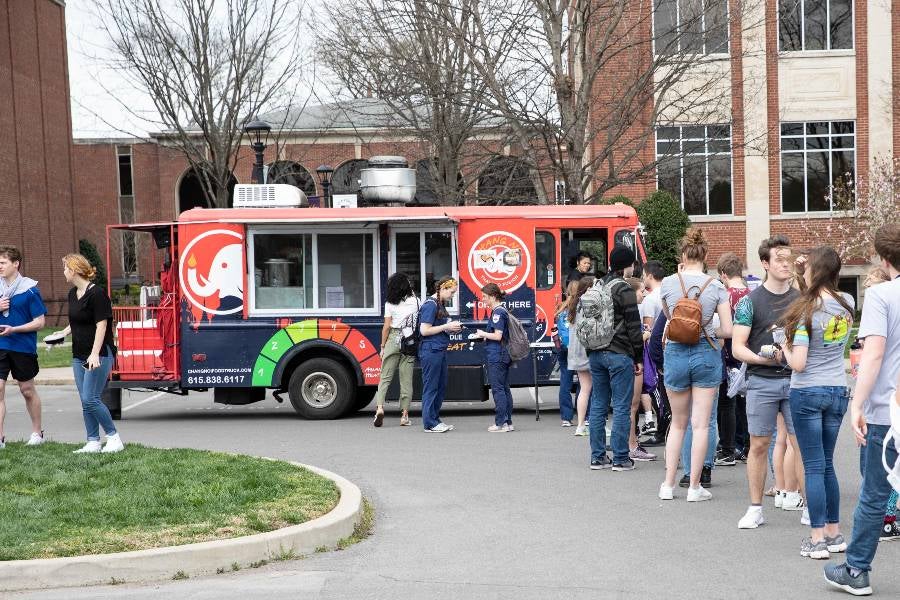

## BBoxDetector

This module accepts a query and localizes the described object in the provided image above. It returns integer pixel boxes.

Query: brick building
[0,0,77,318]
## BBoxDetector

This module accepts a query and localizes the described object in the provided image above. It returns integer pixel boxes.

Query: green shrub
[636,191,691,274]
[78,239,108,291]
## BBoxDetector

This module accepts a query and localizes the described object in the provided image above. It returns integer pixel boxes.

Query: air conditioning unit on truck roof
[234,183,308,208]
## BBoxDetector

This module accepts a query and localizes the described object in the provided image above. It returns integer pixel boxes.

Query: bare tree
[429,0,763,204]
[317,0,506,205]
[93,0,308,208]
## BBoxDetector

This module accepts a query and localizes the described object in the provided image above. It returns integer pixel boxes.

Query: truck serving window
[250,230,377,313]
[391,229,457,312]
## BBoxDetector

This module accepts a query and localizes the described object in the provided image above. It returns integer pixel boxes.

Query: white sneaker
[801,507,810,526]
[487,424,510,433]
[774,489,784,508]
[426,423,452,433]
[782,491,805,511]
[686,486,712,502]
[573,425,588,436]
[101,433,125,453]
[25,431,45,446]
[507,424,514,432]
[561,420,573,427]
[0,437,5,449]
[738,506,765,529]
[659,483,674,500]
[73,440,103,453]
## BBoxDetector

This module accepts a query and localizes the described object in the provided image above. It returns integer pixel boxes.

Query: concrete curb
[0,462,364,592]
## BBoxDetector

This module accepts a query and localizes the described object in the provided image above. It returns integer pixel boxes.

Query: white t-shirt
[640,288,662,326]
[384,296,420,337]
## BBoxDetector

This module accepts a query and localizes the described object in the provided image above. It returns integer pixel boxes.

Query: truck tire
[102,387,122,421]
[287,357,354,420]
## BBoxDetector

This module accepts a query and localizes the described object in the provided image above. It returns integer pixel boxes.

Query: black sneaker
[715,450,736,466]
[735,449,749,463]
[701,465,712,488]
[679,474,690,488]
[880,520,900,542]
[823,563,872,596]
[612,458,636,472]
[590,455,612,470]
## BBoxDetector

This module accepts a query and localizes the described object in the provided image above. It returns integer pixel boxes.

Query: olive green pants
[373,334,414,411]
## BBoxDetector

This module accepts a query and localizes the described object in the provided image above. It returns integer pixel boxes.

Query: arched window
[177,166,237,213]
[477,156,538,204]
[266,161,317,195]
[332,159,369,195]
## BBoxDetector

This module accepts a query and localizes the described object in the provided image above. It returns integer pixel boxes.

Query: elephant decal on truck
[178,226,245,321]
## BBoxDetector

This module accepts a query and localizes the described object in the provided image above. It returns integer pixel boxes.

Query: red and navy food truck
[104,189,645,419]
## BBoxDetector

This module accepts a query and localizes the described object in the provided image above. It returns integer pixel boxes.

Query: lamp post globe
[243,117,272,184]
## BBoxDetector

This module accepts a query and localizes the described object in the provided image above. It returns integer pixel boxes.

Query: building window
[780,121,855,212]
[116,146,136,273]
[656,124,732,216]
[778,0,853,51]
[250,229,378,313]
[653,0,729,55]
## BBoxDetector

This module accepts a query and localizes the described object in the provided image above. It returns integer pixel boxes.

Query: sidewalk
[33,367,75,386]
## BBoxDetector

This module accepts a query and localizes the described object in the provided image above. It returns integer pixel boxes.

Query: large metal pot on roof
[359,156,416,204]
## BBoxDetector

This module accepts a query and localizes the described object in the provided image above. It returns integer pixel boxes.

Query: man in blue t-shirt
[0,246,47,448]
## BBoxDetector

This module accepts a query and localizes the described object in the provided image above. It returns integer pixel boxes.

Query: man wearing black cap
[587,244,645,471]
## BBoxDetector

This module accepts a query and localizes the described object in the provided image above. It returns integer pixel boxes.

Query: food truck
[104,159,646,419]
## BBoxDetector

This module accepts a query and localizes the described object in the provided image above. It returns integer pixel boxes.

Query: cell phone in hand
[82,360,91,370]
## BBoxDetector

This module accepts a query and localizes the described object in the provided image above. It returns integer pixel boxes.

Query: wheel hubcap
[301,372,338,409]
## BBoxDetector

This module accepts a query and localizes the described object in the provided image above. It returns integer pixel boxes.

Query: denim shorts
[663,341,722,392]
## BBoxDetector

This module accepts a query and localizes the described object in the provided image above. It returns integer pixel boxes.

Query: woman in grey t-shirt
[780,246,855,560]
[658,228,733,503]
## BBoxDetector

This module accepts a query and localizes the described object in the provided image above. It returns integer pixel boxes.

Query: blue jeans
[419,346,447,430]
[487,354,513,426]
[682,395,718,476]
[72,354,116,441]
[789,386,847,528]
[846,424,899,572]
[557,348,575,422]
[588,350,634,464]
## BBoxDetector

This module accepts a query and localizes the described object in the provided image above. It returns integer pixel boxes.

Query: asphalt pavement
[2,384,898,599]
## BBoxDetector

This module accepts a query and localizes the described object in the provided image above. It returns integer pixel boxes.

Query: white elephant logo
[179,229,244,316]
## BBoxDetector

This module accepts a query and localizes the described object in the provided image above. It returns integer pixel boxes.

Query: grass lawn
[0,443,339,560]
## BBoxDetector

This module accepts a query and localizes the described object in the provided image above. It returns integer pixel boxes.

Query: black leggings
[717,382,749,455]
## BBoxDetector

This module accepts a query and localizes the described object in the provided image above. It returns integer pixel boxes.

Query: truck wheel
[102,387,122,421]
[287,358,354,420]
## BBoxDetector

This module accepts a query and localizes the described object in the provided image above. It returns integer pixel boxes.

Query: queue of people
[0,248,123,453]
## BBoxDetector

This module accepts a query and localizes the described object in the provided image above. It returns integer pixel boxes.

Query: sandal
[764,486,777,497]
[373,409,385,428]
[400,413,410,426]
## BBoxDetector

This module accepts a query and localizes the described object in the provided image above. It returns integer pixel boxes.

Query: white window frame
[389,227,460,316]
[247,225,381,316]
[779,120,856,213]
[777,0,855,52]
[652,0,731,57]
[655,124,734,216]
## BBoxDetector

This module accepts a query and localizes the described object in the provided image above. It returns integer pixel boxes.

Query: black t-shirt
[68,285,116,360]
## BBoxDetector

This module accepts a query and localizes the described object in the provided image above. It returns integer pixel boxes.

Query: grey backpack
[575,277,625,350]
[498,308,531,362]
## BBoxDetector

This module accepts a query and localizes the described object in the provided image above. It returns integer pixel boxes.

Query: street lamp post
[316,164,334,208]
[243,117,272,184]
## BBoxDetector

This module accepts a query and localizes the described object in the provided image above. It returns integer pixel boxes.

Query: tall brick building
[0,0,77,318]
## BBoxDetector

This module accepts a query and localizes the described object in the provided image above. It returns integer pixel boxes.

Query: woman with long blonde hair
[51,254,124,453]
